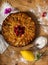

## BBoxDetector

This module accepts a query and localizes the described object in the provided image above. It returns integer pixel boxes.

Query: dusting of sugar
[38,17,43,24]
[20,58,28,64]
[35,36,47,49]
[36,4,48,25]
[42,26,48,34]
[36,5,42,13]
[30,9,35,13]
[30,4,48,25]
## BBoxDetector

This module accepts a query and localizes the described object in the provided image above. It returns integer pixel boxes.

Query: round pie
[2,12,36,47]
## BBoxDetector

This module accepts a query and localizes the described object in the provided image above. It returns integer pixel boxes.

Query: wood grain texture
[0,0,48,65]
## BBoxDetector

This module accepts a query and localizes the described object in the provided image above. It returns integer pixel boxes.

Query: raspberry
[14,25,25,36]
[42,12,47,17]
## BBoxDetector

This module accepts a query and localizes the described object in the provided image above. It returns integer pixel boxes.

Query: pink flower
[4,8,12,14]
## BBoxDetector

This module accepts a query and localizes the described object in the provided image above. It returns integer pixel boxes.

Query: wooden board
[0,0,48,65]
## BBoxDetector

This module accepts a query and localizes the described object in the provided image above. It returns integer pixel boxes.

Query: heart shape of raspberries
[14,25,25,36]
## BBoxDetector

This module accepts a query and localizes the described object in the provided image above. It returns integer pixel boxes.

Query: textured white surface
[0,2,13,54]
[0,35,9,54]
[0,2,12,25]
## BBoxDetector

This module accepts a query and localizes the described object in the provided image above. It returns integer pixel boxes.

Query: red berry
[14,25,25,36]
[42,12,47,17]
